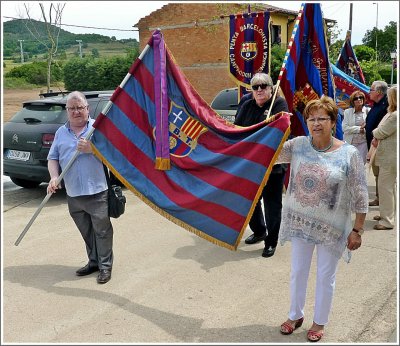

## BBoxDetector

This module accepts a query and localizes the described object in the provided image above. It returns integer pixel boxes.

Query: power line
[3,16,138,32]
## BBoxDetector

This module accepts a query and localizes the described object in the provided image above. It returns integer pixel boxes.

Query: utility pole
[373,2,378,61]
[348,3,353,31]
[18,39,24,63]
[76,40,83,58]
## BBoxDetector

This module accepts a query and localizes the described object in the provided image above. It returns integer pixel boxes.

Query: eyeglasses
[354,96,364,101]
[306,117,331,124]
[252,84,269,91]
[66,106,88,112]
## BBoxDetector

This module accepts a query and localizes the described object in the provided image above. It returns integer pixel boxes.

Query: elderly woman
[371,86,397,230]
[277,96,368,342]
[235,73,289,258]
[342,91,370,164]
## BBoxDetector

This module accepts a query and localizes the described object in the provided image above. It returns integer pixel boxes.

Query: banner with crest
[335,30,366,84]
[278,3,342,139]
[91,30,290,251]
[228,11,271,90]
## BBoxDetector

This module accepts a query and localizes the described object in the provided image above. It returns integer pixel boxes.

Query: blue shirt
[47,118,107,197]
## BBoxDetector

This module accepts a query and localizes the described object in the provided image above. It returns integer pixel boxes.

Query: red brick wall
[136,3,289,103]
[136,3,250,103]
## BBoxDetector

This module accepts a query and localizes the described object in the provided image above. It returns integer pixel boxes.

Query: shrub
[5,61,63,85]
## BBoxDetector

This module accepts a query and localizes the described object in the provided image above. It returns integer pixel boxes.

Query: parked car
[3,90,115,188]
[210,87,239,123]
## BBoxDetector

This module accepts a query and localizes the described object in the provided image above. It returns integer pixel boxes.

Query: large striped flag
[91,30,290,250]
[228,11,271,91]
[278,3,343,139]
[335,30,366,84]
[331,63,371,118]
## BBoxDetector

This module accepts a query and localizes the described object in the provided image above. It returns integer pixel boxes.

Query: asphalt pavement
[2,169,398,344]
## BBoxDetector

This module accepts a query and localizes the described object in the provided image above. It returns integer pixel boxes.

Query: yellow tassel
[155,157,171,170]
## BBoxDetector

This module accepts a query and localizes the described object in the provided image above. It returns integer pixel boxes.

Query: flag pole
[266,3,304,120]
[14,128,95,246]
[14,41,154,246]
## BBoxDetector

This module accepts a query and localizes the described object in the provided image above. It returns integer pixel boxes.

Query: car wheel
[10,177,41,189]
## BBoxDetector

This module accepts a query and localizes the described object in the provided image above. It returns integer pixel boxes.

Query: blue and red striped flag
[91,30,290,250]
[229,11,271,89]
[335,30,366,84]
[278,3,343,139]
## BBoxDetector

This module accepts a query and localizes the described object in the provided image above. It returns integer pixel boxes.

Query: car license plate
[5,149,31,161]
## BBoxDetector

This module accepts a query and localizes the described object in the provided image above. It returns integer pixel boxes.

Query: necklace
[310,136,333,152]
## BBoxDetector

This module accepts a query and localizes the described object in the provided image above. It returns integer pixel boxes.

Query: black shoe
[76,263,99,276]
[262,246,276,258]
[97,269,112,284]
[245,233,266,244]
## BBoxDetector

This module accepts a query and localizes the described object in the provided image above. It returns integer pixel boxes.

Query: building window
[271,25,282,45]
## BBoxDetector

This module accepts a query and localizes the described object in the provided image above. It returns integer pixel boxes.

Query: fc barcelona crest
[241,42,258,60]
[160,102,206,158]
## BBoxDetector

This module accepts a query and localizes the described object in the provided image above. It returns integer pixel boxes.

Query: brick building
[134,3,333,103]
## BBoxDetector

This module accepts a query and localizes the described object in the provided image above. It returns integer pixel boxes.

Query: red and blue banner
[229,11,271,89]
[335,30,366,84]
[91,30,290,251]
[331,63,371,118]
[278,3,342,139]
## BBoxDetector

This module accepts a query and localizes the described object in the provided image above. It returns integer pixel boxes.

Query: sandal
[373,215,382,221]
[280,317,304,335]
[307,329,324,342]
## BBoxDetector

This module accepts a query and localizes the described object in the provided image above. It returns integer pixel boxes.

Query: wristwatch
[352,228,364,236]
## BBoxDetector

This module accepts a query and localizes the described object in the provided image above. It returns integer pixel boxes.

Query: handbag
[103,165,126,218]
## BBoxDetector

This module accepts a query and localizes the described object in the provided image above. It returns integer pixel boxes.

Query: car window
[9,104,67,124]
[94,99,111,118]
[211,89,238,110]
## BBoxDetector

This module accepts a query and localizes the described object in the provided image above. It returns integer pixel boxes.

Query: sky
[1,1,399,45]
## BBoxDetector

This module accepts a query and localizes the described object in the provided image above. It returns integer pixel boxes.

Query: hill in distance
[3,19,139,59]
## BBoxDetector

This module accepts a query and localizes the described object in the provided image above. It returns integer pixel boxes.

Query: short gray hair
[250,73,273,87]
[66,91,88,105]
[372,80,388,95]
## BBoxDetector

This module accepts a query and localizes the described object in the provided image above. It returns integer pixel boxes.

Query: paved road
[2,171,397,343]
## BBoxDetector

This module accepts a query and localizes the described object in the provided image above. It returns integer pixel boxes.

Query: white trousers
[288,238,340,326]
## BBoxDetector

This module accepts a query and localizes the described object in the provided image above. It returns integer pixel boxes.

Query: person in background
[47,91,114,284]
[235,73,289,258]
[276,96,368,342]
[365,81,388,206]
[342,91,369,164]
[371,86,397,230]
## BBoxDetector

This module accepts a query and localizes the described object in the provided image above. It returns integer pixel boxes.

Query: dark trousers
[249,169,286,248]
[67,190,114,270]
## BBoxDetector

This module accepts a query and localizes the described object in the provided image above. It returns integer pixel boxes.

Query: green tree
[91,48,100,58]
[328,39,344,64]
[270,44,286,82]
[362,21,397,62]
[359,60,382,85]
[22,3,66,92]
[354,45,375,62]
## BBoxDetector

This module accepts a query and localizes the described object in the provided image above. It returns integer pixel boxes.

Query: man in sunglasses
[365,80,388,206]
[234,73,289,258]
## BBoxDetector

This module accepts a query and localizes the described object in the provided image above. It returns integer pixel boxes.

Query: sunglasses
[354,96,364,101]
[252,84,269,91]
